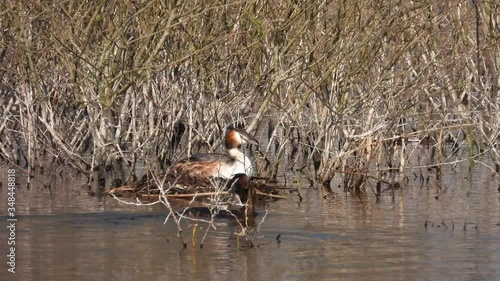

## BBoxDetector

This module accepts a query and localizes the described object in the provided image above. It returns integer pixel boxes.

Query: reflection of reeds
[0,0,498,194]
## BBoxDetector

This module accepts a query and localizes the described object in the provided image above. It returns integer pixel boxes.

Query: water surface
[0,159,499,281]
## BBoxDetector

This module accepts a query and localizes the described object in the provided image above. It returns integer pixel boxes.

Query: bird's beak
[238,129,258,145]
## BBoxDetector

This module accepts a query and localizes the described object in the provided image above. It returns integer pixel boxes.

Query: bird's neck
[227,148,244,161]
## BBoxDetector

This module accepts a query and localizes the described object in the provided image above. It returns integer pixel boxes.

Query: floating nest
[107,173,288,200]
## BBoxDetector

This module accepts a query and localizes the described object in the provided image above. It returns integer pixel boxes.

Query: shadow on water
[1,153,500,281]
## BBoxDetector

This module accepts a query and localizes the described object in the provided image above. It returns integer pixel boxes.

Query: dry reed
[0,0,498,194]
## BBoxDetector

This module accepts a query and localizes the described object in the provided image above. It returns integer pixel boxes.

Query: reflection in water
[0,158,500,281]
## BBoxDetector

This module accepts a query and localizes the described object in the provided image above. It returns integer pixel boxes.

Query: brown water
[1,156,500,281]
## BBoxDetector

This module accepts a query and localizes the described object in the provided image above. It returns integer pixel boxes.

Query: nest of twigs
[107,173,288,200]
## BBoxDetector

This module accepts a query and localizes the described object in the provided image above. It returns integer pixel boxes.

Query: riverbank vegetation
[1,0,499,195]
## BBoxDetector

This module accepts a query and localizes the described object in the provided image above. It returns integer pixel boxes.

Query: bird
[171,126,258,179]
[226,173,256,224]
[179,173,257,225]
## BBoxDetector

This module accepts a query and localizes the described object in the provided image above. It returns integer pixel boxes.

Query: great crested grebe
[171,126,258,179]
[182,173,256,225]
[226,173,256,221]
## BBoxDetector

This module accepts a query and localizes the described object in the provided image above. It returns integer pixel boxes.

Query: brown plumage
[227,173,256,225]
